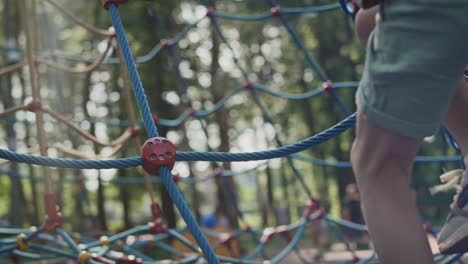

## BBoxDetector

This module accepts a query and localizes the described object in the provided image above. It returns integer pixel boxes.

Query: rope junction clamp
[43,193,64,232]
[303,197,324,220]
[16,233,29,251]
[148,202,167,234]
[322,80,334,94]
[26,99,42,112]
[129,127,141,138]
[116,255,143,264]
[101,0,128,10]
[141,137,176,176]
[271,5,281,17]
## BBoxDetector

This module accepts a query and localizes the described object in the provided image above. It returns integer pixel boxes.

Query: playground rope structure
[0,0,466,263]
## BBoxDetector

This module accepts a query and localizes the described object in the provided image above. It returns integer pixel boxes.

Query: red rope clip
[148,202,167,234]
[101,0,128,10]
[141,137,176,176]
[303,197,321,220]
[243,81,253,91]
[206,6,215,18]
[26,99,42,112]
[160,39,170,49]
[116,255,143,264]
[152,114,160,126]
[322,80,334,94]
[129,127,141,138]
[271,5,281,17]
[43,193,63,232]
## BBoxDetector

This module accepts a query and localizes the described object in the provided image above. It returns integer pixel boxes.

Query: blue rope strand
[109,4,159,138]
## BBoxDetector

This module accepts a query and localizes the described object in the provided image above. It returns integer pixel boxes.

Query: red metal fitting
[187,108,197,117]
[141,137,176,176]
[92,256,115,264]
[26,99,42,112]
[43,193,63,232]
[160,39,170,49]
[271,5,281,17]
[275,225,291,241]
[303,197,321,219]
[101,0,128,10]
[243,81,253,91]
[206,7,215,18]
[219,233,234,246]
[148,202,167,234]
[260,227,276,244]
[148,220,167,234]
[116,255,143,264]
[172,174,180,184]
[316,207,326,219]
[322,80,333,94]
[152,114,160,126]
[129,127,141,138]
[352,256,360,263]
[214,167,223,178]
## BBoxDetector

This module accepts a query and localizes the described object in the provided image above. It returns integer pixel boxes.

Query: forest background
[0,0,457,234]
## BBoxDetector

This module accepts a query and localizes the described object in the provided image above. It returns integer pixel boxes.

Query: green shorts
[356,0,468,139]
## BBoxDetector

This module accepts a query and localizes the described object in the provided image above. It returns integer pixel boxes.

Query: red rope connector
[243,81,253,91]
[101,0,128,10]
[275,225,291,242]
[26,99,42,112]
[129,127,141,138]
[260,227,276,244]
[206,6,215,18]
[43,193,63,232]
[116,255,143,264]
[141,137,176,176]
[148,202,167,234]
[172,173,180,184]
[219,233,234,246]
[214,167,223,179]
[160,39,170,49]
[92,256,114,264]
[152,114,160,126]
[303,197,321,220]
[322,80,334,94]
[271,5,281,17]
[187,108,197,117]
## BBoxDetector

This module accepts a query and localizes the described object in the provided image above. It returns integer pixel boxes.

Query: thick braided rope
[109,4,159,139]
[0,113,354,168]
[108,4,219,263]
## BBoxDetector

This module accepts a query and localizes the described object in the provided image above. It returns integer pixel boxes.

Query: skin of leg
[350,111,434,263]
[442,76,468,155]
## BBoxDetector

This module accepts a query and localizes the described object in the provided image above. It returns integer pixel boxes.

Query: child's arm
[355,5,379,47]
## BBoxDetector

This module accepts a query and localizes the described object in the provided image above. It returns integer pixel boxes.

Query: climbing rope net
[0,0,466,263]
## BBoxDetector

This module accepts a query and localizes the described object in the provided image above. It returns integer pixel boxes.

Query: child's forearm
[355,5,379,47]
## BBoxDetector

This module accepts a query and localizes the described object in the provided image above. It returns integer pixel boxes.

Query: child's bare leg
[351,112,434,263]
